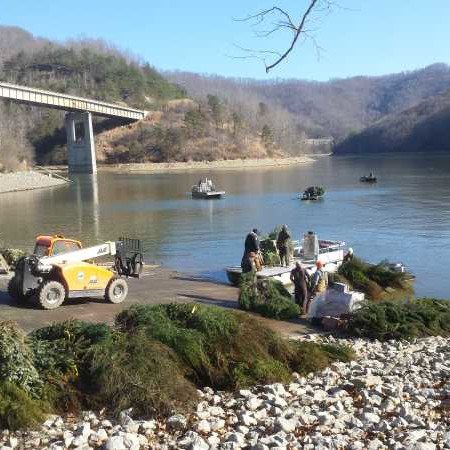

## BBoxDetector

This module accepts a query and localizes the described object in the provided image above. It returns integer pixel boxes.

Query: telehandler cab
[8,235,143,310]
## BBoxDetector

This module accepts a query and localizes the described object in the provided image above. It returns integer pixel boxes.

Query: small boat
[300,186,325,201]
[360,172,377,183]
[191,178,225,199]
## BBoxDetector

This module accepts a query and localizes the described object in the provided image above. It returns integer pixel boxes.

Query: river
[1,152,449,298]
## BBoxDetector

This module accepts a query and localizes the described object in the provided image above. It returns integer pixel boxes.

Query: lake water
[1,152,449,298]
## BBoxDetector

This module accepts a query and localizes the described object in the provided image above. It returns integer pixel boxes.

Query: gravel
[0,171,67,194]
[1,335,449,449]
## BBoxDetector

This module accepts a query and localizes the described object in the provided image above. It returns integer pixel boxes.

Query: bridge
[0,82,147,173]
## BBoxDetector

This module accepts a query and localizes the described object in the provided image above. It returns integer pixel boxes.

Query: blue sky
[2,0,450,81]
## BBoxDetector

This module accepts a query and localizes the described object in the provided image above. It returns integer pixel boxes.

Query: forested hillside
[168,64,450,142]
[334,90,450,154]
[2,24,450,170]
[0,26,311,170]
[0,26,186,169]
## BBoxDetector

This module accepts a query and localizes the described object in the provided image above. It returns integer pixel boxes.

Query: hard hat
[348,248,353,254]
[316,260,323,268]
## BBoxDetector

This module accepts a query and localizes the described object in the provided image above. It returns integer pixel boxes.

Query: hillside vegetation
[0,26,186,169]
[168,64,450,142]
[2,24,450,169]
[334,89,450,154]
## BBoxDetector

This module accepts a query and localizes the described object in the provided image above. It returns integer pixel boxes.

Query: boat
[300,186,325,201]
[226,232,346,287]
[191,178,225,199]
[360,172,377,183]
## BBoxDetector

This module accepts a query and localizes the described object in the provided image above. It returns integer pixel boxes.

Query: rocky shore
[0,171,68,194]
[1,335,449,450]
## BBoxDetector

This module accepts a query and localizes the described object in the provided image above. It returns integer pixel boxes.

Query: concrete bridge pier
[66,112,97,174]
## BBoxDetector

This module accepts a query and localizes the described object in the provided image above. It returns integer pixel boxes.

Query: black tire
[7,277,25,302]
[38,280,66,310]
[105,278,128,304]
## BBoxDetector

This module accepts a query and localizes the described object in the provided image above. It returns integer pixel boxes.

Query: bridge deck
[0,82,146,120]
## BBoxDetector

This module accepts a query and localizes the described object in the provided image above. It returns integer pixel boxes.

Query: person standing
[244,228,260,254]
[241,228,261,273]
[276,225,291,267]
[343,247,354,263]
[304,260,328,315]
[290,261,309,310]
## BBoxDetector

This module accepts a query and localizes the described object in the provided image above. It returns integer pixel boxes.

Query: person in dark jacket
[244,228,260,254]
[241,228,260,273]
[276,225,291,267]
[290,261,309,309]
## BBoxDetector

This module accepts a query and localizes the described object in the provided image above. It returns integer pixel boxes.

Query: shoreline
[98,155,317,174]
[0,170,68,194]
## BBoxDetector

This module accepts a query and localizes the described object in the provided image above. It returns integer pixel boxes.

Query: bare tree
[236,0,336,73]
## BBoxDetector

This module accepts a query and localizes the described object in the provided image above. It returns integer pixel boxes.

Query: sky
[1,0,450,81]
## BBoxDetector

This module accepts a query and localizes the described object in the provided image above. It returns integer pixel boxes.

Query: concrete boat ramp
[0,266,318,337]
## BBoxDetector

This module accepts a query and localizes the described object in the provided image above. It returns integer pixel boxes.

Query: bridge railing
[0,82,146,120]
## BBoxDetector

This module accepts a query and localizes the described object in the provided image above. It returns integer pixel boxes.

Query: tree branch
[235,0,336,73]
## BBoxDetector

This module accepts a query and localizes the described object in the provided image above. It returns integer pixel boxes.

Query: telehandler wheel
[38,280,66,310]
[105,277,128,304]
[7,277,29,303]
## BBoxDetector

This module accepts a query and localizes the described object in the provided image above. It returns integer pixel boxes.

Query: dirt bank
[98,156,315,174]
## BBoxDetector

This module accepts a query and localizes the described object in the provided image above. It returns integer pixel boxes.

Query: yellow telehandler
[8,235,143,310]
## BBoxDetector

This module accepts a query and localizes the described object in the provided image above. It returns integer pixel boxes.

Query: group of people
[289,260,328,315]
[241,225,293,274]
[240,226,331,316]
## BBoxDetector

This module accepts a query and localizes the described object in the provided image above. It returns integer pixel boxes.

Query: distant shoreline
[0,171,68,194]
[98,155,318,174]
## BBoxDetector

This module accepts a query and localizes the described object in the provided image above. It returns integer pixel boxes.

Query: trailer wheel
[38,280,66,310]
[105,278,128,304]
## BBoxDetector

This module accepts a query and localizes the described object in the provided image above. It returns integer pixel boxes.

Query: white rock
[254,409,268,421]
[196,420,211,434]
[208,406,225,417]
[366,438,385,449]
[167,414,187,431]
[246,397,263,411]
[224,431,245,444]
[6,438,17,450]
[320,411,337,425]
[123,433,140,449]
[104,435,126,450]
[239,412,257,426]
[361,412,380,424]
[404,429,427,444]
[210,418,225,431]
[124,420,139,434]
[239,389,253,397]
[71,435,87,447]
[208,435,221,447]
[102,419,114,428]
[140,420,156,431]
[190,435,209,450]
[275,417,297,433]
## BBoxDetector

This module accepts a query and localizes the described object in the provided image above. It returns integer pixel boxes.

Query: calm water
[1,153,450,298]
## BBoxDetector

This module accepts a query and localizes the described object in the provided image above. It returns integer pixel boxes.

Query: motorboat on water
[300,186,325,201]
[360,172,377,183]
[191,178,225,199]
[226,232,346,286]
